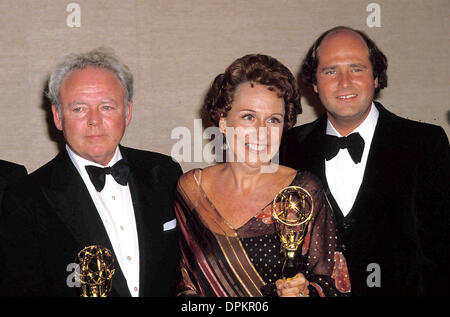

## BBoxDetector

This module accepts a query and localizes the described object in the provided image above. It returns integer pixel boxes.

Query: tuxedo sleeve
[416,126,449,295]
[0,163,27,210]
[0,184,47,296]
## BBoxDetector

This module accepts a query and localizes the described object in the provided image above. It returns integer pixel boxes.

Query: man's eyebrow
[319,65,336,72]
[68,101,87,107]
[99,99,119,105]
[349,63,368,69]
[67,99,118,107]
[319,64,368,72]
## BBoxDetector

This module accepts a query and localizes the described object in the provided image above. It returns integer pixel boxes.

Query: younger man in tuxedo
[0,48,182,296]
[281,26,449,296]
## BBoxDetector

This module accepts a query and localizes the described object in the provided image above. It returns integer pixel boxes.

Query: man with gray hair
[0,48,182,297]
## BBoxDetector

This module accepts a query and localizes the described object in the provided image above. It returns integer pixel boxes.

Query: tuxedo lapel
[298,104,401,223]
[294,116,347,221]
[344,102,399,220]
[121,147,162,296]
[297,115,328,180]
[41,151,131,297]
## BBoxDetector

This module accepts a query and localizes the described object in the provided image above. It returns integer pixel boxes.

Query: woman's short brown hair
[204,54,301,130]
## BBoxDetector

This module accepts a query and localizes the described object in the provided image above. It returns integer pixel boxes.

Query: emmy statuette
[273,186,313,279]
[75,245,115,297]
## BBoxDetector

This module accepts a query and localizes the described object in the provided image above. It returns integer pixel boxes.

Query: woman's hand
[276,273,310,297]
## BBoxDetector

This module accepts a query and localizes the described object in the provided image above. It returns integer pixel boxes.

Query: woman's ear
[219,116,227,134]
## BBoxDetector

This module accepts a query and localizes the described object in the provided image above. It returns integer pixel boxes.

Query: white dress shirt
[67,145,140,296]
[325,103,379,216]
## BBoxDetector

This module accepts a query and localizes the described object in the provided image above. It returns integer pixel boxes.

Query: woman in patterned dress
[174,54,351,297]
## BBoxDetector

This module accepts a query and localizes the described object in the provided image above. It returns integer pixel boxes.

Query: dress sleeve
[295,172,351,297]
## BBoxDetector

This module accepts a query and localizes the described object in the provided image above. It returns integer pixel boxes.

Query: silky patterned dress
[175,168,351,297]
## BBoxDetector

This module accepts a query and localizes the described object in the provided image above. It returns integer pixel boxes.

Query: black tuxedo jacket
[0,146,182,297]
[280,102,449,296]
[0,160,27,206]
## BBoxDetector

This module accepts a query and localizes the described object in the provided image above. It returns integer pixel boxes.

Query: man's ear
[374,77,379,89]
[125,100,133,126]
[313,84,318,94]
[51,105,63,131]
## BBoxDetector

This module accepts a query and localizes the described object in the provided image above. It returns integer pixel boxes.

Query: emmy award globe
[273,186,313,278]
[75,245,115,297]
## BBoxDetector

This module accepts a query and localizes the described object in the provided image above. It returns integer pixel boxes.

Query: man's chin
[81,149,116,166]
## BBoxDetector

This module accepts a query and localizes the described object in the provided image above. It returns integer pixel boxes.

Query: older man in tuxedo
[281,27,449,296]
[0,48,182,297]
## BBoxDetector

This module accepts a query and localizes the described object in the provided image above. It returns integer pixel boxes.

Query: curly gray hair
[47,47,133,114]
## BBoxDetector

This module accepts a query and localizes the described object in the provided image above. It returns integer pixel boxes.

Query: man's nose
[87,109,101,126]
[338,71,352,88]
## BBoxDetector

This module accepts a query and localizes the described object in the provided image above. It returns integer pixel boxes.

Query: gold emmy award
[273,186,313,278]
[75,245,115,297]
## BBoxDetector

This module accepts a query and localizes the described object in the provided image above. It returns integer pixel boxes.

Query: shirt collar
[66,144,122,171]
[326,102,379,143]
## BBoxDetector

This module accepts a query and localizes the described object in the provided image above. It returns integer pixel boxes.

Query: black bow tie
[323,132,365,164]
[85,159,130,192]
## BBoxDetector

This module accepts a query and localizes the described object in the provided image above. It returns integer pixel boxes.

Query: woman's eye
[242,114,254,120]
[268,117,281,124]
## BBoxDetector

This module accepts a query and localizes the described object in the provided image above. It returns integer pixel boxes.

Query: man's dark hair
[300,26,388,93]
